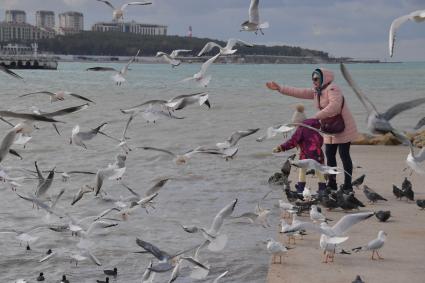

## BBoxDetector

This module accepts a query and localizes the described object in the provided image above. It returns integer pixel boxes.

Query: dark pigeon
[352,275,365,283]
[351,174,366,189]
[363,185,387,203]
[416,199,425,210]
[375,210,391,222]
[392,184,404,200]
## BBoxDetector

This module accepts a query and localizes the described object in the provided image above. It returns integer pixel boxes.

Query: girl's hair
[294,103,305,113]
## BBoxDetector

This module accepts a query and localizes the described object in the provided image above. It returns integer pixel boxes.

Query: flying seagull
[19,90,94,104]
[96,0,152,21]
[290,159,341,175]
[414,116,425,130]
[390,130,425,174]
[240,0,269,35]
[86,67,118,72]
[181,52,220,87]
[389,10,425,57]
[198,39,253,56]
[0,65,23,80]
[155,49,192,67]
[181,199,238,251]
[112,49,140,85]
[340,63,425,134]
[216,128,260,149]
[70,123,114,149]
[139,146,232,165]
[135,238,209,273]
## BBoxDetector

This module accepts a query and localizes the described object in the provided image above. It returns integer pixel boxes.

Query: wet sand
[266,145,425,283]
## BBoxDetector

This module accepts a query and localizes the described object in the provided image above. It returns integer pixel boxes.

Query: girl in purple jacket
[273,118,326,193]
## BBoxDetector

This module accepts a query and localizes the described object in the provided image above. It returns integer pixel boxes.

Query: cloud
[63,0,89,7]
[0,0,424,61]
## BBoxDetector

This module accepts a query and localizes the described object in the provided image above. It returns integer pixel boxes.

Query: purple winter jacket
[279,118,324,163]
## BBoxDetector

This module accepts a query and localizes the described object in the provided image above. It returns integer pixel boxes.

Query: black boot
[341,183,354,193]
[326,175,338,191]
[295,182,306,194]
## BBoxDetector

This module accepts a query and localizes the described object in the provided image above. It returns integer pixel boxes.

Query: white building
[0,22,55,42]
[58,11,84,35]
[92,21,167,36]
[36,11,55,29]
[5,10,26,24]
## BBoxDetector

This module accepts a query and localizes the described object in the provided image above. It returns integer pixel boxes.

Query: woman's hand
[272,146,282,153]
[266,81,281,91]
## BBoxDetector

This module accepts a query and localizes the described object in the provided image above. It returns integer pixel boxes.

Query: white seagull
[139,146,232,165]
[181,199,238,251]
[19,90,94,103]
[198,39,253,56]
[390,130,425,174]
[70,123,109,149]
[216,128,260,149]
[181,52,220,87]
[111,49,140,85]
[352,230,387,260]
[320,234,349,263]
[156,49,192,67]
[96,0,152,22]
[389,10,425,57]
[290,159,341,175]
[283,212,374,238]
[256,124,295,142]
[340,63,425,134]
[266,238,290,264]
[240,0,269,34]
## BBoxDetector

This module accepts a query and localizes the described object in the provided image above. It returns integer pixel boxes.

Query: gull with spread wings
[19,90,94,104]
[198,38,253,56]
[240,0,269,35]
[112,49,140,85]
[389,10,425,57]
[96,0,152,22]
[156,49,192,67]
[0,65,23,80]
[181,52,220,87]
[340,63,425,134]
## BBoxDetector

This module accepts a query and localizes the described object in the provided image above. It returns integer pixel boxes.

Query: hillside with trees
[37,31,331,59]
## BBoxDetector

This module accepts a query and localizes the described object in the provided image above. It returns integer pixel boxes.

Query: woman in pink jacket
[266,68,358,191]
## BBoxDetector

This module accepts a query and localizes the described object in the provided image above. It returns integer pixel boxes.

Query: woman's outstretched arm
[266,81,315,100]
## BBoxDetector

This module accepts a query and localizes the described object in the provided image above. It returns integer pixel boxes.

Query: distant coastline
[54,54,392,64]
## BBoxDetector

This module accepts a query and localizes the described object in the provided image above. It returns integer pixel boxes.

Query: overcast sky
[1,0,424,61]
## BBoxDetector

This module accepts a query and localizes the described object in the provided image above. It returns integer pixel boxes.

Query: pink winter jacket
[279,68,358,144]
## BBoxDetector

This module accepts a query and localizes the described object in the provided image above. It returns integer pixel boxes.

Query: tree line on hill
[36,31,331,59]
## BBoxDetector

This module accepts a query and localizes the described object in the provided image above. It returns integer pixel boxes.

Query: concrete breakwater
[0,54,58,70]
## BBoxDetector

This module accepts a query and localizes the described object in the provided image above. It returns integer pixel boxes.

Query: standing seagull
[181,52,220,87]
[96,0,152,22]
[340,63,425,134]
[112,49,140,85]
[389,10,425,57]
[240,0,269,34]
[266,238,290,264]
[352,231,387,260]
[197,39,253,56]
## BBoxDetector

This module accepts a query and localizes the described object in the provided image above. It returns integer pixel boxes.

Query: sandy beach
[266,145,425,283]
